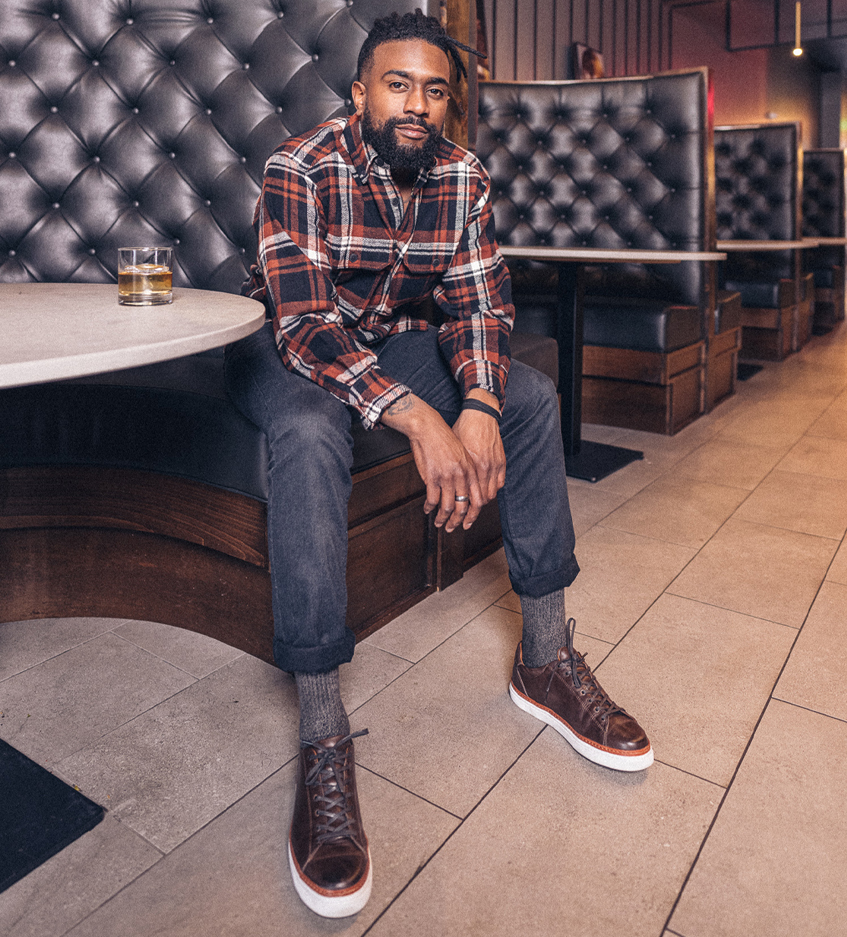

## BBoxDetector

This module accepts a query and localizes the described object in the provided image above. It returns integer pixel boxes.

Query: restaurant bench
[0,0,556,658]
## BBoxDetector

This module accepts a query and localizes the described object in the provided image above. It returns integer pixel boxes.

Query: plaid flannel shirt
[243,114,514,429]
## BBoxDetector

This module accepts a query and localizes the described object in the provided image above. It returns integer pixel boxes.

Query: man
[225,9,652,919]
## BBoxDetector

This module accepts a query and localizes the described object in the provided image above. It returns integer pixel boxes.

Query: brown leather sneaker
[510,620,653,771]
[288,729,372,918]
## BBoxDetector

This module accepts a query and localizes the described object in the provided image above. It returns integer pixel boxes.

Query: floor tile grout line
[651,759,728,791]
[770,697,847,726]
[360,727,546,936]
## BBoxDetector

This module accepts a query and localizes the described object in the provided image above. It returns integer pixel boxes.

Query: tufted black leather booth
[477,70,732,433]
[714,122,811,359]
[802,148,847,333]
[1,0,561,656]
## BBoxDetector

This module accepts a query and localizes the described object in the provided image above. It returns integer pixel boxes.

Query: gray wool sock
[519,589,567,667]
[294,669,351,743]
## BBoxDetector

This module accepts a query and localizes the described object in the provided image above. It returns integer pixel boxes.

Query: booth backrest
[803,149,846,239]
[803,148,847,274]
[0,0,426,292]
[714,122,801,282]
[476,70,713,308]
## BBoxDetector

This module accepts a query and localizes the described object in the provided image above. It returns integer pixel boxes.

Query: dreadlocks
[356,8,485,83]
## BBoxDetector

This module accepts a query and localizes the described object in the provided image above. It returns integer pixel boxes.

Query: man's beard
[361,109,441,171]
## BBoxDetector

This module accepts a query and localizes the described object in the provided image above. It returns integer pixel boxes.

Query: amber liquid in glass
[117,264,173,305]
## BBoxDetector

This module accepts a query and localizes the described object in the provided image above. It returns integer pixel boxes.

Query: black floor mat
[0,739,104,893]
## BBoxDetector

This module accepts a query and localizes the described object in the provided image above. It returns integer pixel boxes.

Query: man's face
[352,39,451,171]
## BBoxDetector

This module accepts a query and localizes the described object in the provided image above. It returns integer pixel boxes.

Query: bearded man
[225,8,652,919]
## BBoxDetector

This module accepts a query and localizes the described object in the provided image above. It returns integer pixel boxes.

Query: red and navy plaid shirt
[243,114,514,429]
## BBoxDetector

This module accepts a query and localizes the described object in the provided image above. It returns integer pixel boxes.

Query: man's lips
[395,122,431,141]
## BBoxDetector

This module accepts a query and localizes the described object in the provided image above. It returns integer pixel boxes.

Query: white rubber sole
[509,682,654,772]
[288,842,372,918]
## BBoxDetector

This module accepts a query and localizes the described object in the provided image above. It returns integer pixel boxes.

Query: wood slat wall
[481,0,668,81]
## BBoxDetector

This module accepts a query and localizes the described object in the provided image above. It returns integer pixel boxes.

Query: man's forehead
[366,39,450,79]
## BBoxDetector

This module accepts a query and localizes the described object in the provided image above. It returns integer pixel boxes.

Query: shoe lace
[551,619,623,724]
[302,728,368,844]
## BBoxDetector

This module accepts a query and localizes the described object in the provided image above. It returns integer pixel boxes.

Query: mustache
[390,116,436,134]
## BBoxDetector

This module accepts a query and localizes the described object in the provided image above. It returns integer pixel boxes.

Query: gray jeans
[224,322,579,673]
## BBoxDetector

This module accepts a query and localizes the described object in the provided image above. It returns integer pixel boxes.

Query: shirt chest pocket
[400,240,454,277]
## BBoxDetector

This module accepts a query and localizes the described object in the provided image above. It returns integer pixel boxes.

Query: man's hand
[381,394,483,532]
[451,389,506,502]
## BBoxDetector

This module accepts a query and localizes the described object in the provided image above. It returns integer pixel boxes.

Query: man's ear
[351,80,366,116]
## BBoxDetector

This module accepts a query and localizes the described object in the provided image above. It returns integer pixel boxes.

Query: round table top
[499,245,726,263]
[0,282,266,389]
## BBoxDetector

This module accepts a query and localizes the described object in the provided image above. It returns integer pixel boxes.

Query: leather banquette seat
[0,0,557,658]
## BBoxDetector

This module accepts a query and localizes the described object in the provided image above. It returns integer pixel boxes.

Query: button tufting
[169,152,176,159]
[132,107,139,114]
[50,106,58,114]
[133,201,139,207]
[243,62,250,70]
[207,17,214,24]
[170,60,176,66]
[92,155,100,163]
[52,11,59,18]
[312,54,319,62]
[92,60,99,67]
[275,106,283,114]
[9,250,16,256]
[8,61,15,67]
[278,10,284,16]
[240,156,246,163]
[126,17,133,25]
[205,199,211,206]
[52,203,60,209]
[205,108,212,115]
[173,238,180,245]
[8,152,15,159]
[89,248,96,255]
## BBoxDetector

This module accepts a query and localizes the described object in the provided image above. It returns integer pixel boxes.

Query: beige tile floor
[2,323,847,936]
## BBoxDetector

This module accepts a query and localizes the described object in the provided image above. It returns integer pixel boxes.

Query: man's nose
[404,86,428,114]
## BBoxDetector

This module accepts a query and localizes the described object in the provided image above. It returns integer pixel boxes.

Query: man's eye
[428,88,445,98]
[390,82,407,91]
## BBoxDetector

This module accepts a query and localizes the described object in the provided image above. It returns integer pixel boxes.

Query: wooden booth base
[1,456,498,661]
[706,327,742,411]
[581,342,705,435]
[739,305,795,361]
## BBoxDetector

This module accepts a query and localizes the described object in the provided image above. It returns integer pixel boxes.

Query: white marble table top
[0,282,266,389]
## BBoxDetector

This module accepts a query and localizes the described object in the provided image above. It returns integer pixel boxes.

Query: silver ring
[454,495,469,502]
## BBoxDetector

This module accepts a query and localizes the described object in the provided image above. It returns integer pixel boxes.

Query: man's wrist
[461,398,501,424]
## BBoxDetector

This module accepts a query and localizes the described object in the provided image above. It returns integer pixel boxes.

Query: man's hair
[356,8,484,82]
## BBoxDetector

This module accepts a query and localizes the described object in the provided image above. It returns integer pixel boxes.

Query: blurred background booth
[714,122,813,360]
[802,148,847,334]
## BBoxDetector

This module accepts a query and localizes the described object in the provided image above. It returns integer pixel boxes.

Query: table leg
[555,262,644,482]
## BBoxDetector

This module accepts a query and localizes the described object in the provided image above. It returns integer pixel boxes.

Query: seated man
[225,9,652,919]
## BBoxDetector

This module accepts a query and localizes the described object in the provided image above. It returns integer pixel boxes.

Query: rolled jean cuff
[273,628,356,674]
[509,555,580,599]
